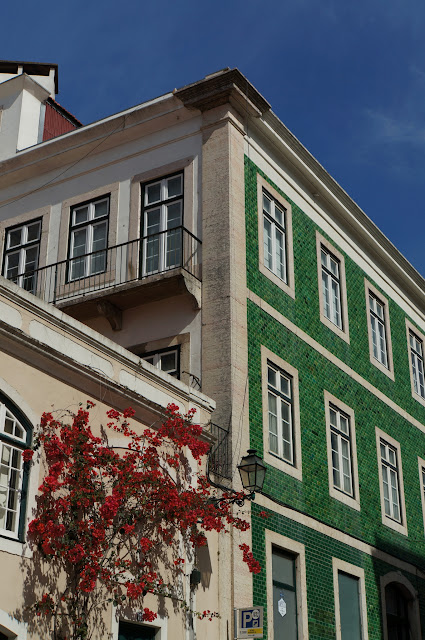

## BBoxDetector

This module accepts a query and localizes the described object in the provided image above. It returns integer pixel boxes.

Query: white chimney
[0,60,58,161]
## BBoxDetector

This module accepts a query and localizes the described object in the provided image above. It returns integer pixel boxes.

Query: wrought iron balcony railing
[6,226,201,305]
[208,422,232,480]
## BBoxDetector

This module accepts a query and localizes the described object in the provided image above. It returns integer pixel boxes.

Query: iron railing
[9,226,201,305]
[208,423,232,480]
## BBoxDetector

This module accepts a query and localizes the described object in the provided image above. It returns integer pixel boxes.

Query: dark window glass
[338,572,362,640]
[386,584,410,640]
[118,621,156,640]
[272,547,297,640]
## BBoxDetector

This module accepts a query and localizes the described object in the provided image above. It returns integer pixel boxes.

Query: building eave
[255,109,425,312]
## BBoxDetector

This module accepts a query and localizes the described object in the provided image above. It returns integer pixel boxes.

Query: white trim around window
[332,558,368,640]
[316,233,350,343]
[365,280,394,380]
[261,346,302,481]
[418,456,425,538]
[324,392,360,511]
[375,427,407,536]
[406,319,425,408]
[257,174,295,299]
[265,529,309,640]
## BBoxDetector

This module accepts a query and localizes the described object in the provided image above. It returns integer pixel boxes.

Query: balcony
[8,227,202,320]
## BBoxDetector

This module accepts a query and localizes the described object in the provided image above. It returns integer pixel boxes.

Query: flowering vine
[25,402,260,639]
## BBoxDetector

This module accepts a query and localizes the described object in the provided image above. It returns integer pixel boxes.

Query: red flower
[22,449,34,462]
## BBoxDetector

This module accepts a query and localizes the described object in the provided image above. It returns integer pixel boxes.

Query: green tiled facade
[245,156,425,638]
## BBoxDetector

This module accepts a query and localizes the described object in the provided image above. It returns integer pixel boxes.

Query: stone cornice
[174,68,270,118]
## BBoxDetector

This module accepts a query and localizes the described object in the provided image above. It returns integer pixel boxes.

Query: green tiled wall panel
[245,156,425,638]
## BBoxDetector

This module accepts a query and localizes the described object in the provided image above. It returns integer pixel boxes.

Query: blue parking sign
[234,606,264,638]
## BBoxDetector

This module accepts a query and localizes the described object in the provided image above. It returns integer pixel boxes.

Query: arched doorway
[385,583,410,640]
[381,573,421,640]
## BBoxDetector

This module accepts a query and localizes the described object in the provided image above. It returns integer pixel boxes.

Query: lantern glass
[238,449,266,492]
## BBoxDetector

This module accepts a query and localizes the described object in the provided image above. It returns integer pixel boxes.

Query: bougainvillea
[26,402,259,639]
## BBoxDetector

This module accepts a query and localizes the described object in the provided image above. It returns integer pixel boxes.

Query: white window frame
[261,346,302,481]
[142,173,183,277]
[265,529,309,640]
[324,392,360,511]
[375,428,407,536]
[365,280,394,380]
[257,174,295,299]
[406,319,425,407]
[316,232,349,343]
[332,558,368,640]
[418,457,425,539]
[3,218,42,293]
[0,402,28,539]
[142,346,180,379]
[69,197,110,281]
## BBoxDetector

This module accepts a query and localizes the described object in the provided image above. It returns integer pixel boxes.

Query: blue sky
[4,0,425,274]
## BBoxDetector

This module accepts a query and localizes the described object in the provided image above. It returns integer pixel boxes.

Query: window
[369,295,388,366]
[325,392,360,510]
[385,584,410,639]
[316,233,349,342]
[272,548,297,640]
[330,405,353,496]
[376,428,407,535]
[266,531,308,640]
[142,346,180,379]
[333,558,368,640]
[321,247,342,328]
[380,441,401,522]
[0,396,31,539]
[406,320,425,406]
[261,347,302,481]
[118,621,157,639]
[409,331,425,398]
[257,174,295,298]
[3,219,41,293]
[267,361,294,465]
[418,457,425,536]
[141,173,183,276]
[365,281,393,378]
[262,190,287,283]
[381,573,421,640]
[68,196,109,281]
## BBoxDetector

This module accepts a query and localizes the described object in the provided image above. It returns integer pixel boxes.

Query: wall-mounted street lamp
[208,449,267,508]
[237,449,267,498]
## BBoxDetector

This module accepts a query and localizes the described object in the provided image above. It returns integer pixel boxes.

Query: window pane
[338,572,362,640]
[166,202,182,229]
[146,209,160,235]
[27,221,41,242]
[146,182,161,204]
[5,252,20,280]
[160,352,177,374]
[73,206,89,225]
[72,229,88,258]
[167,175,183,198]
[263,218,272,270]
[273,586,297,640]
[272,548,295,586]
[94,199,108,218]
[7,228,22,248]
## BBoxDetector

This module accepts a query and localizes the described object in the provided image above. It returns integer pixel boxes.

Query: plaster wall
[16,90,42,152]
[0,91,22,160]
[84,294,202,385]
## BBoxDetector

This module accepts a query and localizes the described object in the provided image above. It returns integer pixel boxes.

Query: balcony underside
[57,268,202,325]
